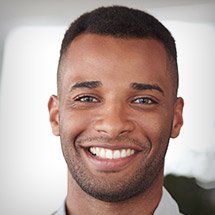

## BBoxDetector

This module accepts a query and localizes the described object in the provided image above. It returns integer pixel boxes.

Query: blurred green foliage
[164,175,215,215]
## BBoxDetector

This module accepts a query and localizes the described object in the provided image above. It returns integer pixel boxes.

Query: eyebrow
[130,82,164,95]
[69,81,164,95]
[70,81,102,91]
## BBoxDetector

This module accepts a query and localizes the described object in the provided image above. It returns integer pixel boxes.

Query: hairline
[57,33,178,97]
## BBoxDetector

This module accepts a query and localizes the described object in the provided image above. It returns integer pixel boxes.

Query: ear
[171,97,184,138]
[48,95,60,136]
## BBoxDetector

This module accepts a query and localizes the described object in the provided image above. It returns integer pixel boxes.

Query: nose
[93,104,135,138]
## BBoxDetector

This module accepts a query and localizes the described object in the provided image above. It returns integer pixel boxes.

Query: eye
[74,95,99,103]
[132,97,158,105]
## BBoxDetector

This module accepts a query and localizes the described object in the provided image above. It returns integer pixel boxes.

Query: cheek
[59,110,93,140]
[59,111,92,161]
[136,113,173,145]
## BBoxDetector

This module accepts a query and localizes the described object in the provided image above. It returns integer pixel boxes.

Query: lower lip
[84,150,138,172]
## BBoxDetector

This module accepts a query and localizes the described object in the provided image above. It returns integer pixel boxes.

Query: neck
[66,171,163,215]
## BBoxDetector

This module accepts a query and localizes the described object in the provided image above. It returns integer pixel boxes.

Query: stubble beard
[61,135,168,203]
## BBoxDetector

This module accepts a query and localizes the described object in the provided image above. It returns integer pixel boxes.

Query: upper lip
[79,142,145,152]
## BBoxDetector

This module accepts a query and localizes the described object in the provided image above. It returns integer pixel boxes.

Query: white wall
[0,26,67,215]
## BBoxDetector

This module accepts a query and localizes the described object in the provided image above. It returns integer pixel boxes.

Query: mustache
[76,135,150,149]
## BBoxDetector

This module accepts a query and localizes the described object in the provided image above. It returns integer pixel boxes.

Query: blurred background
[0,0,214,214]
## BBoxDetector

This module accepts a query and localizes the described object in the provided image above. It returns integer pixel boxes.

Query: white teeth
[126,149,131,156]
[100,148,106,158]
[113,150,121,159]
[96,147,100,155]
[89,147,135,159]
[91,147,96,155]
[106,149,113,159]
[121,149,127,158]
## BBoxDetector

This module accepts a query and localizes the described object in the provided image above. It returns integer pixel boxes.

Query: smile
[89,147,135,159]
[82,145,143,172]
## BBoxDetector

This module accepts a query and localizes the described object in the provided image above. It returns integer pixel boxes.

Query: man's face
[49,34,183,202]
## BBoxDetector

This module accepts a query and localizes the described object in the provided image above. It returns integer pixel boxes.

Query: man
[48,5,184,215]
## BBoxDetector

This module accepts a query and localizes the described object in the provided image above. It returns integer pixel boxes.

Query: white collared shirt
[52,187,182,215]
[154,188,182,215]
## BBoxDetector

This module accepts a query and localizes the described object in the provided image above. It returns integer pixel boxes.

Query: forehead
[60,34,171,92]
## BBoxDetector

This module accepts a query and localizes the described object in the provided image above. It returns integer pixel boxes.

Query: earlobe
[48,95,60,136]
[171,97,184,138]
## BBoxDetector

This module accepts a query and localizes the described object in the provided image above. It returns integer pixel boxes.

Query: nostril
[93,117,135,138]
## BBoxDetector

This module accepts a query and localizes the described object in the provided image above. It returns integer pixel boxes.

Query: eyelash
[74,95,158,105]
[132,97,158,105]
[74,95,99,103]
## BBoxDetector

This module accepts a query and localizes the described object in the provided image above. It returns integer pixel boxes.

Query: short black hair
[57,5,178,94]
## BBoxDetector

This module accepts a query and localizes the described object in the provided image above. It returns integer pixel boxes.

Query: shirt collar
[154,187,181,215]
[53,187,181,215]
[52,202,66,215]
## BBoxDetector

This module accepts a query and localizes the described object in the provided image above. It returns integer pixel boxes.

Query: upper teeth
[89,147,135,159]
